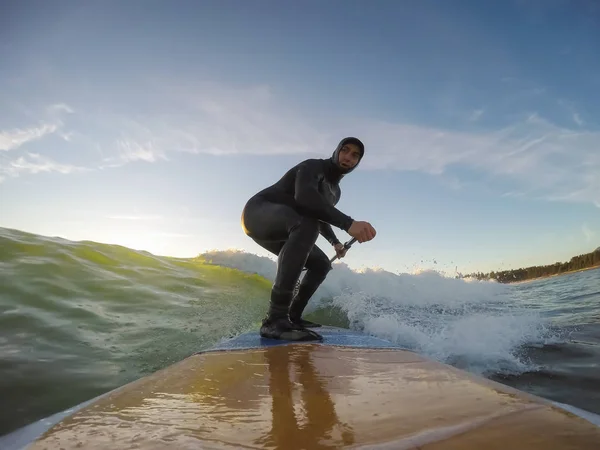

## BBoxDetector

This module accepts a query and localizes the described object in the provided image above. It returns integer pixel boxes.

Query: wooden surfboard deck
[3,326,600,449]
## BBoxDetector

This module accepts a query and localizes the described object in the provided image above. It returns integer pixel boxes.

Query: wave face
[204,249,557,375]
[2,229,599,436]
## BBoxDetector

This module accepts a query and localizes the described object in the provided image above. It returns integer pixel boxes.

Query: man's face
[338,143,361,170]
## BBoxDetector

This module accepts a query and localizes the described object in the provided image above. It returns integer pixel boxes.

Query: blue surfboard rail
[203,325,402,353]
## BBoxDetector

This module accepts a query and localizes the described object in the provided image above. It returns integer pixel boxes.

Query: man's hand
[348,220,376,243]
[334,242,348,259]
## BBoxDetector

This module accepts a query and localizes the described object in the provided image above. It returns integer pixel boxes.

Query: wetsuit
[241,137,364,341]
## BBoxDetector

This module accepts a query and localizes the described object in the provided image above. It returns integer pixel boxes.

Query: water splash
[205,249,561,376]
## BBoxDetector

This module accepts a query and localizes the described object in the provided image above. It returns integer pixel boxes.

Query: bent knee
[319,261,333,277]
[308,256,332,277]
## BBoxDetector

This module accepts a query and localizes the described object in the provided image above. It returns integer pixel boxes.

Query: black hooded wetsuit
[241,137,364,327]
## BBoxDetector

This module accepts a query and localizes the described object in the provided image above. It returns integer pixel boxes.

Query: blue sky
[2,0,599,275]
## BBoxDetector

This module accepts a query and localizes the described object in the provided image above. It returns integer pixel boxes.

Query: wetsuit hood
[330,137,365,179]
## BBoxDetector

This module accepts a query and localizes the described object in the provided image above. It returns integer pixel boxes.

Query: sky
[2,0,600,275]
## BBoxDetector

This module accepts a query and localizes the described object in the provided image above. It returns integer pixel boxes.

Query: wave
[202,249,562,375]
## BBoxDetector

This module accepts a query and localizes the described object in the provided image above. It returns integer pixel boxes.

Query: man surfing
[241,137,377,341]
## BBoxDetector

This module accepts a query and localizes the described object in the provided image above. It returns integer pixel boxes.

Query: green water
[0,227,347,436]
[4,226,600,437]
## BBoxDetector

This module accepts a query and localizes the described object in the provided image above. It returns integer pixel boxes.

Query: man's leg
[242,197,322,341]
[289,245,332,327]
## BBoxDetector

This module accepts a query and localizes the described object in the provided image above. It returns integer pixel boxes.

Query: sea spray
[203,249,560,375]
[332,290,555,375]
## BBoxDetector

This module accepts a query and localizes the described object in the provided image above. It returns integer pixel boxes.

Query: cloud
[116,81,598,204]
[501,191,526,198]
[148,232,193,238]
[100,139,168,168]
[0,152,87,181]
[98,82,330,158]
[2,82,599,207]
[105,214,164,221]
[0,102,78,180]
[558,99,585,127]
[352,113,598,208]
[0,123,59,151]
[0,102,73,152]
[48,103,74,114]
[469,109,484,121]
[582,223,595,243]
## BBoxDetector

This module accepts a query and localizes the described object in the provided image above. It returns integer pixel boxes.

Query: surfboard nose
[25,343,600,449]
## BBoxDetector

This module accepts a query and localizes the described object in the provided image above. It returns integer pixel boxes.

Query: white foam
[337,292,552,374]
[200,250,558,376]
[200,249,277,281]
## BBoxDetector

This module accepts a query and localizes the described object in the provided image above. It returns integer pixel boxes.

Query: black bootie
[289,294,322,328]
[260,288,322,341]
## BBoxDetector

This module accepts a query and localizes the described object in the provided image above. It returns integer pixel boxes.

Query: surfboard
[3,326,600,449]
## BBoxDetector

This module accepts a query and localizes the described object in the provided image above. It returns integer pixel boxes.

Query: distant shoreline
[506,265,600,285]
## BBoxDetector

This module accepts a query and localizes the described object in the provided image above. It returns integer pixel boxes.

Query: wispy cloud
[0,152,87,181]
[100,139,168,168]
[148,231,193,238]
[48,103,74,114]
[0,102,73,152]
[469,109,484,121]
[103,82,330,157]
[105,214,164,221]
[3,82,599,207]
[0,123,59,151]
[582,223,595,243]
[501,191,526,198]
[0,102,80,181]
[121,84,599,205]
[355,113,598,208]
[558,99,585,127]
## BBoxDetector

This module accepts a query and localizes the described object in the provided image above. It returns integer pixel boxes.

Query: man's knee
[307,252,333,278]
[316,259,333,278]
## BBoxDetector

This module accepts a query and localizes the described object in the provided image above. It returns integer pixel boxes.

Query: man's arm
[319,222,341,246]
[294,161,354,231]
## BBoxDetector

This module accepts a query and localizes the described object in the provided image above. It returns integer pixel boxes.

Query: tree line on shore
[459,248,600,283]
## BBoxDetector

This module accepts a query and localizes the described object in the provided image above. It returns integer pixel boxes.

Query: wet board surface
[3,327,600,449]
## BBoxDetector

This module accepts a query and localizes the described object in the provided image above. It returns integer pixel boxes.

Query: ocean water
[1,226,599,437]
